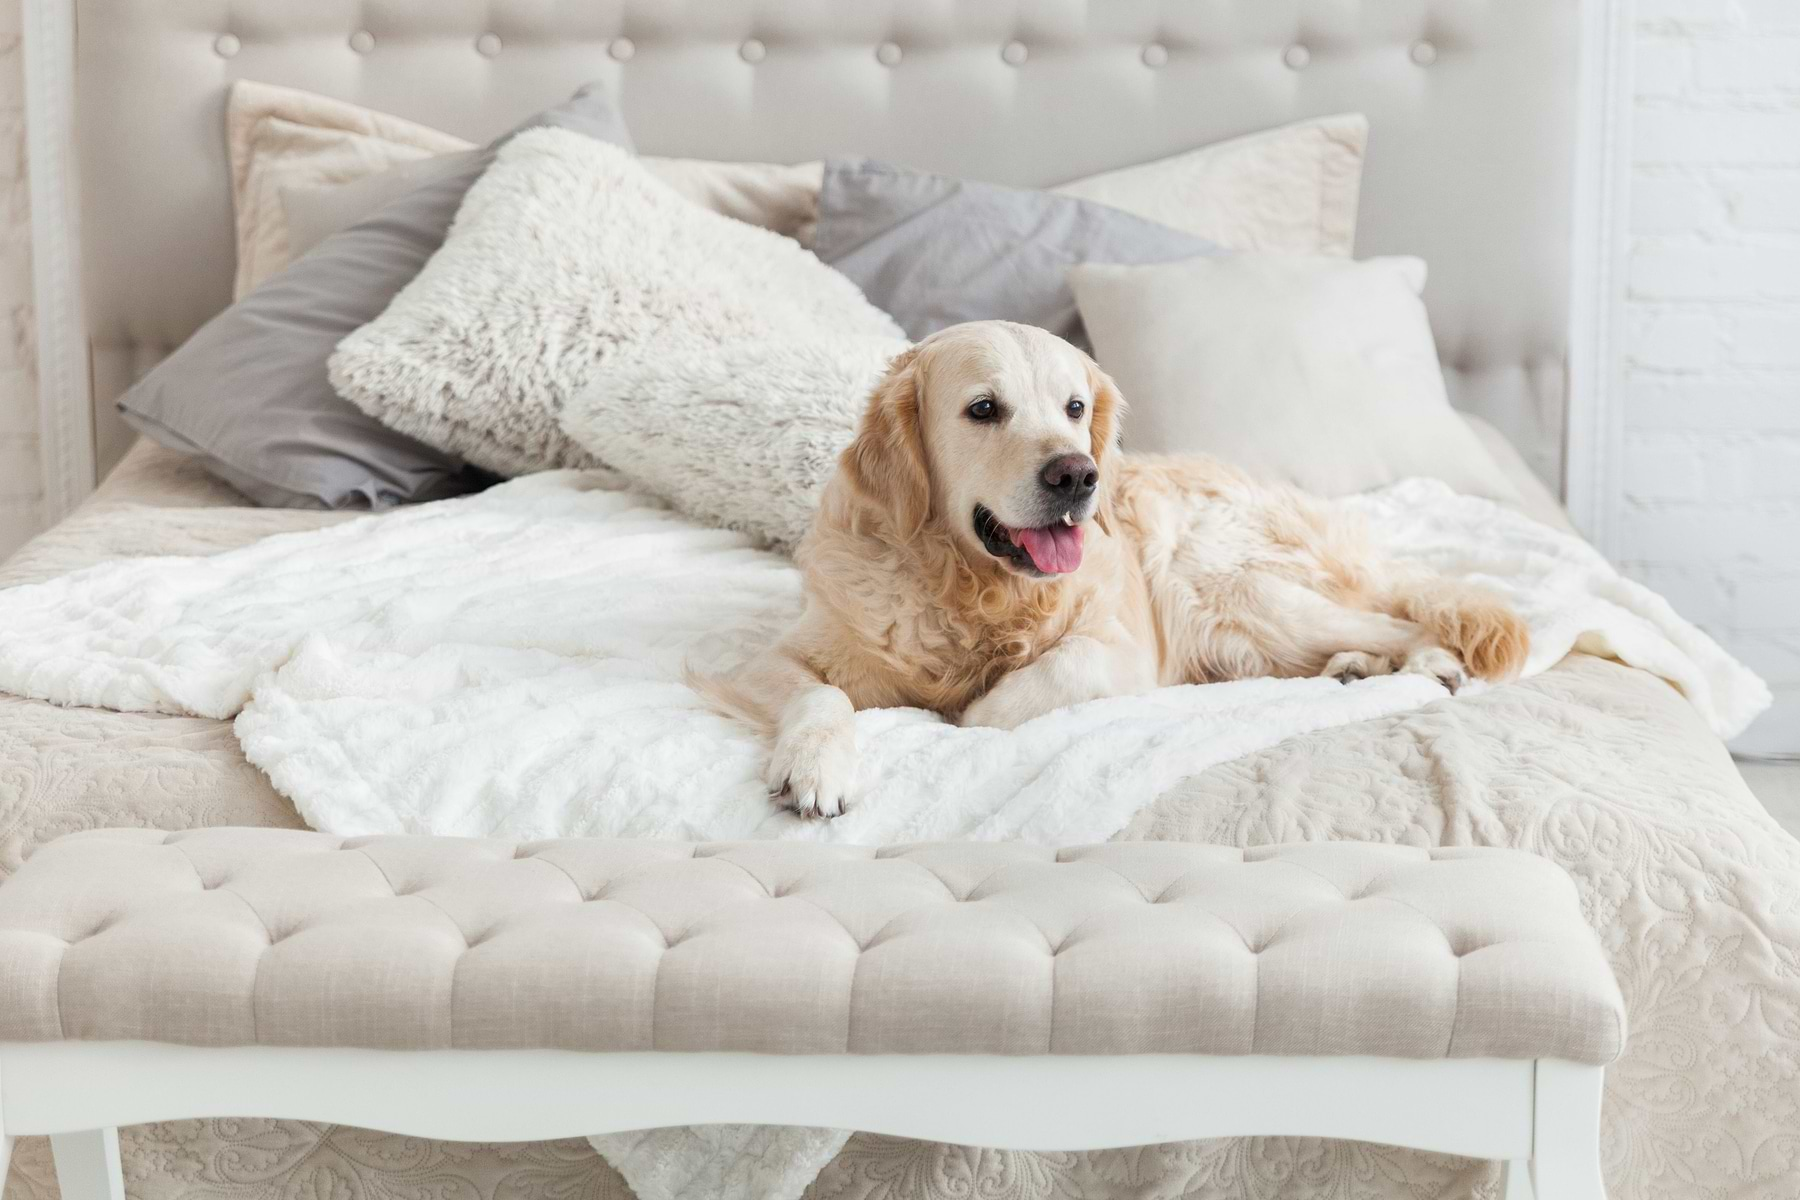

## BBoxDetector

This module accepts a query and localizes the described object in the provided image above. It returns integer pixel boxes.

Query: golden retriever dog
[726,320,1529,817]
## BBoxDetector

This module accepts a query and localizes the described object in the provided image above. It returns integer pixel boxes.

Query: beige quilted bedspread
[3,442,1796,1200]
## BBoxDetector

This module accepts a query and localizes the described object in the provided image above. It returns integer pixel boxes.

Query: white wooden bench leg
[1529,1059,1608,1199]
[50,1129,125,1200]
[1502,1158,1536,1199]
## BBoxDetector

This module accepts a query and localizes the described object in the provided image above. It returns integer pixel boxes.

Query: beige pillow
[281,157,826,265]
[1068,254,1523,503]
[229,81,826,292]
[227,81,471,298]
[1053,114,1366,255]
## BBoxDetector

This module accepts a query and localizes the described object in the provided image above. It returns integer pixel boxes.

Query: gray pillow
[812,158,1220,349]
[118,84,634,509]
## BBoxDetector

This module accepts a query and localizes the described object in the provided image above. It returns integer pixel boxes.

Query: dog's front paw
[767,721,857,819]
[1401,645,1468,693]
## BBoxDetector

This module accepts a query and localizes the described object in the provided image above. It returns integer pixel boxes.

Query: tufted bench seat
[0,830,1622,1200]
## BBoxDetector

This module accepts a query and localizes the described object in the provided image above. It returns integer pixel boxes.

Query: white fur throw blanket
[0,473,1768,1200]
[0,472,1766,829]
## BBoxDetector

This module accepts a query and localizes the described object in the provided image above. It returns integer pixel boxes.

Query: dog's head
[842,321,1125,579]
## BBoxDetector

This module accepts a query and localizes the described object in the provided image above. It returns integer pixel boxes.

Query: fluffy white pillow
[1068,255,1524,503]
[329,130,902,479]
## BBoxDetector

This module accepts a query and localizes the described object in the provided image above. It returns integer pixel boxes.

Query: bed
[5,438,1796,1200]
[5,2,1798,1198]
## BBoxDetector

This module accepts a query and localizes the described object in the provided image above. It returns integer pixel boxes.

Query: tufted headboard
[22,0,1631,539]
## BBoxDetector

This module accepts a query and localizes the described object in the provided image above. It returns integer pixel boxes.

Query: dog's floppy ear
[842,345,930,538]
[1086,359,1127,535]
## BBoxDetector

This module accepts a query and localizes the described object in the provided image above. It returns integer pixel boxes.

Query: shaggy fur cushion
[330,130,902,478]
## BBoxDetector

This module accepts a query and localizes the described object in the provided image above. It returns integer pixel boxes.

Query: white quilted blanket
[0,468,1771,1200]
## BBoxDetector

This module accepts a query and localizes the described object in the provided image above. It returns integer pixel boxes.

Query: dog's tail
[1391,578,1530,682]
[683,661,777,734]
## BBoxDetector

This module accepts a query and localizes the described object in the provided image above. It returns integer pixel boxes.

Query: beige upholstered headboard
[22,0,1632,540]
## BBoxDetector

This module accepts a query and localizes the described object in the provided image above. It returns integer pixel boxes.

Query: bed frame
[21,0,1633,547]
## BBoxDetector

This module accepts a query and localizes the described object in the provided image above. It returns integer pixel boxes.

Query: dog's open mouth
[973,505,1085,575]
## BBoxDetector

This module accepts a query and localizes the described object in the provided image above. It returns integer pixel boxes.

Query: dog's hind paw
[1402,645,1468,693]
[1323,651,1391,684]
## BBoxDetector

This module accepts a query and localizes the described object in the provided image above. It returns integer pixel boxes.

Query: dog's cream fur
[726,321,1529,817]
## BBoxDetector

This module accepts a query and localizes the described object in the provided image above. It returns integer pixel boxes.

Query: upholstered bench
[0,831,1622,1199]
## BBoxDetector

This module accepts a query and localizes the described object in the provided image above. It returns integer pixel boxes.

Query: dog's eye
[966,396,998,422]
[1066,397,1086,420]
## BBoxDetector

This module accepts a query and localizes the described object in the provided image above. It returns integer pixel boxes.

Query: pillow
[282,158,825,267]
[227,81,474,299]
[814,158,1221,347]
[118,84,634,510]
[230,82,825,292]
[1067,255,1524,502]
[1051,114,1367,254]
[570,335,905,549]
[329,130,904,480]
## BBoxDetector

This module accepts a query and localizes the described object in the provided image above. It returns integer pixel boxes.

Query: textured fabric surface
[226,80,472,297]
[330,132,901,479]
[2,445,1796,1200]
[118,84,632,511]
[1071,255,1527,504]
[0,832,1624,1062]
[814,159,1218,348]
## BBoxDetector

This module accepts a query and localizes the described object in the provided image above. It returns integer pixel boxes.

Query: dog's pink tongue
[1013,523,1085,574]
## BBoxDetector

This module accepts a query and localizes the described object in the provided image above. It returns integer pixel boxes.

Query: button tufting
[213,33,241,59]
[609,37,635,62]
[740,38,766,64]
[1141,42,1168,69]
[1001,40,1029,66]
[6,838,1617,1062]
[1410,40,1438,66]
[1282,43,1310,70]
[476,33,503,58]
[348,30,376,55]
[875,41,903,67]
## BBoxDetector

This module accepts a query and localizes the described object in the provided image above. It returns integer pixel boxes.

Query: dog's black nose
[1041,453,1098,501]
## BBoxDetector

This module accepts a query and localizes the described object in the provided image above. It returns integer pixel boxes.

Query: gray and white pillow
[118,84,633,509]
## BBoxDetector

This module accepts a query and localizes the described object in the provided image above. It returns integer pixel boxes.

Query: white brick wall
[0,2,1793,752]
[1626,0,1800,755]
